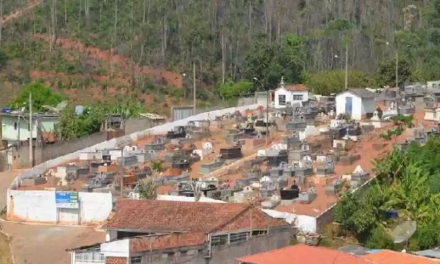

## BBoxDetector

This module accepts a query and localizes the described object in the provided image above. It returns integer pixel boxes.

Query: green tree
[245,33,304,89]
[304,69,374,95]
[11,82,63,112]
[137,179,157,200]
[216,80,253,100]
[365,227,395,250]
[376,58,411,87]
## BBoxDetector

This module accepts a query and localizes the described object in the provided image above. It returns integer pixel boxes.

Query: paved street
[0,171,105,264]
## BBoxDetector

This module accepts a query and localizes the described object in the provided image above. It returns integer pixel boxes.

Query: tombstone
[291,160,313,177]
[267,150,288,167]
[325,180,343,195]
[145,136,166,151]
[427,125,439,136]
[202,141,214,153]
[351,165,370,186]
[316,160,335,177]
[371,110,381,121]
[286,115,307,131]
[288,144,310,161]
[199,158,224,175]
[414,129,427,144]
[298,188,317,204]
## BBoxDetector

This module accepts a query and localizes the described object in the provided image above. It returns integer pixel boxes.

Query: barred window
[229,232,249,243]
[211,234,228,246]
[252,230,268,236]
[130,256,142,264]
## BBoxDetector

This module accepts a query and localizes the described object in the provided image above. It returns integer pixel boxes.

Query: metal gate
[172,106,194,121]
[58,208,80,224]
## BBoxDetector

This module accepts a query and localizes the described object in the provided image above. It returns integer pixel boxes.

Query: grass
[0,232,13,264]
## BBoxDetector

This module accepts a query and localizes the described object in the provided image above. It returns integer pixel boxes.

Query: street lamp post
[182,62,197,115]
[253,78,269,145]
[334,43,349,90]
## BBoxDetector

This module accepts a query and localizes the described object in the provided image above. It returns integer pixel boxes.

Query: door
[58,208,79,224]
[345,97,353,116]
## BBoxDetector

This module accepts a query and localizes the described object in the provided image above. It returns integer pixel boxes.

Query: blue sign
[55,192,79,208]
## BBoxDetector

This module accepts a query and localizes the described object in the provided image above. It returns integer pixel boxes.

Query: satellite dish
[56,101,68,111]
[390,220,416,244]
[75,105,84,115]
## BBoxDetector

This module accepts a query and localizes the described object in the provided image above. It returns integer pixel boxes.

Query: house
[335,88,376,120]
[68,199,293,264]
[274,78,309,109]
[236,244,373,264]
[0,113,59,145]
[363,250,440,264]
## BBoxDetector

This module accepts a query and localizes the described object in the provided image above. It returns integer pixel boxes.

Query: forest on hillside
[0,0,440,107]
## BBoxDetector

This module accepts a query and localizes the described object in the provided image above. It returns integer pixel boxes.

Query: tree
[216,80,253,100]
[365,227,395,250]
[137,179,157,200]
[245,33,304,90]
[304,69,374,95]
[151,160,163,178]
[10,82,63,112]
[376,58,411,87]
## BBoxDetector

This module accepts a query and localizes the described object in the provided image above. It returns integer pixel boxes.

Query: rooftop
[236,244,374,264]
[285,84,308,92]
[130,233,206,253]
[344,88,376,98]
[105,199,287,233]
[363,250,440,264]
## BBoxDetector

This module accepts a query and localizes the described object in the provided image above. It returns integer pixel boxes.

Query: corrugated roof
[363,250,440,264]
[105,199,287,233]
[346,88,377,98]
[236,245,374,264]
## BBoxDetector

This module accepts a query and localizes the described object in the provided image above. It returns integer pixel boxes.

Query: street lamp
[253,77,269,145]
[334,43,349,90]
[182,61,196,114]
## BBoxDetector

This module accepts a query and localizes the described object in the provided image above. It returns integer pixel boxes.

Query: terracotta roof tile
[236,245,374,264]
[363,250,440,264]
[285,84,308,92]
[105,199,287,233]
[130,233,206,253]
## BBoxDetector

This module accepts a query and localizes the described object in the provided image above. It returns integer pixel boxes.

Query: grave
[399,101,416,116]
[427,125,439,136]
[145,136,167,151]
[338,154,361,166]
[286,115,307,131]
[288,143,310,161]
[413,128,427,144]
[267,150,288,167]
[199,158,224,175]
[118,154,139,167]
[259,176,288,197]
[21,176,47,187]
[164,151,184,163]
[282,132,302,150]
[233,186,254,203]
[316,160,335,177]
[298,187,317,204]
[219,146,243,160]
[351,165,370,187]
[280,185,299,200]
[291,158,314,177]
[235,176,258,189]
[270,161,289,177]
[172,159,191,170]
[137,150,157,163]
[166,126,186,139]
[395,138,413,151]
[325,179,343,195]
[344,124,362,141]
[79,151,103,161]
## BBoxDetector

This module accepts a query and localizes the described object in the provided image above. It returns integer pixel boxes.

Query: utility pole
[266,88,269,145]
[193,61,196,114]
[29,92,33,167]
[395,51,400,115]
[120,148,124,199]
[344,43,348,90]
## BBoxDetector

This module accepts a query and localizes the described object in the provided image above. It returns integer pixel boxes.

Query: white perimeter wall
[6,190,112,224]
[7,104,259,224]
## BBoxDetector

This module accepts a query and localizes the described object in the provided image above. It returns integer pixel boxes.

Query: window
[211,234,228,246]
[75,251,104,263]
[252,230,268,236]
[278,94,286,106]
[293,94,303,101]
[229,232,249,243]
[130,256,142,264]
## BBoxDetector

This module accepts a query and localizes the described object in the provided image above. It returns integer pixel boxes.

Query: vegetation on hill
[333,135,440,251]
[0,0,440,109]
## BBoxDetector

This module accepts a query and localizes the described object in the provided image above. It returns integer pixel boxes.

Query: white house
[274,78,309,108]
[336,88,376,120]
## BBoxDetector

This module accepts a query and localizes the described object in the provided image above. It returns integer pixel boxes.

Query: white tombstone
[202,141,213,152]
[257,149,266,157]
[193,149,204,160]
[260,176,271,183]
[303,155,312,162]
[243,186,253,192]
[371,110,381,121]
[353,165,364,174]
